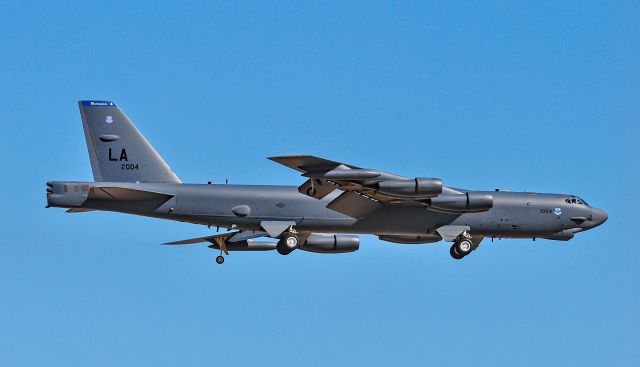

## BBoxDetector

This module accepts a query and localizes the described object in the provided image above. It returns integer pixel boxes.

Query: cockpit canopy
[564,196,589,206]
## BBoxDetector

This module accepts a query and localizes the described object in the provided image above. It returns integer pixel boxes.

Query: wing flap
[326,191,380,219]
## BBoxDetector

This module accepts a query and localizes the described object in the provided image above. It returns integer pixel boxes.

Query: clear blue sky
[1,1,638,366]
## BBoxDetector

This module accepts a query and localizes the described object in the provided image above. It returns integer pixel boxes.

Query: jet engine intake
[429,192,493,213]
[299,234,360,254]
[376,178,443,198]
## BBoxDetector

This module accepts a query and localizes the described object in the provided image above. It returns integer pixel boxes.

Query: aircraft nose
[590,208,608,227]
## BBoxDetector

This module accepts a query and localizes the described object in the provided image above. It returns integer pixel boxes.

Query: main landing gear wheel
[277,233,299,255]
[456,238,473,256]
[216,255,225,264]
[450,244,464,260]
[285,235,298,247]
[450,237,474,260]
[306,187,317,196]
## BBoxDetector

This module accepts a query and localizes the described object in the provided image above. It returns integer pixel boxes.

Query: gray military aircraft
[46,101,607,264]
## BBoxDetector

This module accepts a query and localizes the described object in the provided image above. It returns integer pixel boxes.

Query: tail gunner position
[46,101,607,264]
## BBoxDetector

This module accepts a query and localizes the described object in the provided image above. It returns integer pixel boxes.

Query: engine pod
[376,178,443,198]
[429,193,493,213]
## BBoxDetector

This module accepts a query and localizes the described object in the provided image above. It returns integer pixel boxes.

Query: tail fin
[78,100,181,183]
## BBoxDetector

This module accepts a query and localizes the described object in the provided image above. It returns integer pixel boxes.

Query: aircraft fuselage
[46,181,606,240]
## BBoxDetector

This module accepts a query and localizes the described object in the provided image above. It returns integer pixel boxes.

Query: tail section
[79,100,181,183]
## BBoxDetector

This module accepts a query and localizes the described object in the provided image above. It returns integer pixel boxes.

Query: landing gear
[306,187,317,197]
[450,244,464,260]
[277,233,299,255]
[455,238,473,256]
[215,255,225,264]
[450,233,475,260]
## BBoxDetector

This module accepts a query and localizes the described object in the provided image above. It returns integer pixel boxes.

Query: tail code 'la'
[78,100,181,183]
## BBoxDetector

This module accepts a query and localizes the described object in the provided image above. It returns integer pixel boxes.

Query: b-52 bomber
[46,101,607,264]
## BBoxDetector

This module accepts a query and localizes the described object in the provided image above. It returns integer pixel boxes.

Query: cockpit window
[564,197,589,206]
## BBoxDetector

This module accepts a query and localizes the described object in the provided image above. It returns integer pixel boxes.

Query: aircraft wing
[268,155,494,217]
[268,155,361,174]
[163,230,267,245]
[269,155,414,204]
[163,230,268,254]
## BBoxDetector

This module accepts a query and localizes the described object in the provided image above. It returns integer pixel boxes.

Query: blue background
[1,1,638,366]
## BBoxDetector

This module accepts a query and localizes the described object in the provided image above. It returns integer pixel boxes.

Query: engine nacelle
[429,192,493,213]
[376,178,443,198]
[299,234,360,254]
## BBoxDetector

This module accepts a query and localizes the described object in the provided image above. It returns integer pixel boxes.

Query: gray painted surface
[46,101,608,261]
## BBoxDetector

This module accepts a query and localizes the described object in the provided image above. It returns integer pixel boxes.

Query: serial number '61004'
[121,163,139,170]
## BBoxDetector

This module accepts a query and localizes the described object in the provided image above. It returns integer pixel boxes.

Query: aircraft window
[565,197,589,205]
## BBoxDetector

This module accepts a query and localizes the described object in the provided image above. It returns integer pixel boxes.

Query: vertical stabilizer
[79,100,181,183]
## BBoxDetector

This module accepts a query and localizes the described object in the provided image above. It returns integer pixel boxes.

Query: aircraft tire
[306,187,317,196]
[450,245,464,260]
[277,234,298,255]
[216,255,225,264]
[455,239,473,256]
